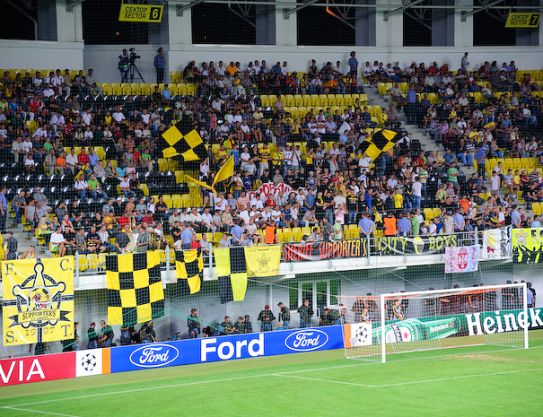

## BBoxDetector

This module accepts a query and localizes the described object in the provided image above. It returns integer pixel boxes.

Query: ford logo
[284,329,329,352]
[129,344,179,368]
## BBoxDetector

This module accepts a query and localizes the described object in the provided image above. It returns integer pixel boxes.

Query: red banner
[283,240,367,262]
[0,352,75,386]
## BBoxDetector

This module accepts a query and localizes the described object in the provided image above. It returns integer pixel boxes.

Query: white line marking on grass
[7,374,272,408]
[272,373,376,388]
[372,368,543,388]
[275,368,543,390]
[1,405,81,417]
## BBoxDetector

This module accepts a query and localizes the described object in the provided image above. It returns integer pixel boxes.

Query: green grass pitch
[2,330,543,417]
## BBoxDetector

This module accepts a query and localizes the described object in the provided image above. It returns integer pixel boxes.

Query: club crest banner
[2,257,75,346]
[444,245,480,273]
[512,227,543,263]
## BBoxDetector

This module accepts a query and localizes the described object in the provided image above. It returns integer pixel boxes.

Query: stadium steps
[365,87,440,153]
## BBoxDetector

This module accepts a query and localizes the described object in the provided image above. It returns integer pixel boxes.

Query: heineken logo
[465,308,543,336]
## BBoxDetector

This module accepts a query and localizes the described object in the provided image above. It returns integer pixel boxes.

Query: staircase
[365,87,475,177]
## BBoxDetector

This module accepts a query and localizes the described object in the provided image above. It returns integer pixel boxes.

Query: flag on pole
[357,129,398,160]
[211,155,235,191]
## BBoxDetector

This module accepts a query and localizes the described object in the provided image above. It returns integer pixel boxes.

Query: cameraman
[118,49,130,83]
[154,47,165,83]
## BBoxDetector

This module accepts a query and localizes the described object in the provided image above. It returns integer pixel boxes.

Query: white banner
[481,227,512,260]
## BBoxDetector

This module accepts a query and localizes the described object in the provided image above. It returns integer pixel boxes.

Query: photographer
[154,47,165,83]
[118,49,130,83]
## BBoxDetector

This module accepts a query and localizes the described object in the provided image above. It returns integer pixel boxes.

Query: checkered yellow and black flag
[215,247,248,304]
[175,248,204,295]
[158,121,207,161]
[358,129,398,160]
[106,251,164,326]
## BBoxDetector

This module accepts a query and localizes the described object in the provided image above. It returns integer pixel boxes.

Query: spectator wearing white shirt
[112,109,126,123]
[81,109,92,126]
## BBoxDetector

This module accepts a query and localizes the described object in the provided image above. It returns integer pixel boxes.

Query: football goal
[341,283,529,363]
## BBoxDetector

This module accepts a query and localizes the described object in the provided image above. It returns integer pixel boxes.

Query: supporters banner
[481,227,511,260]
[106,251,165,326]
[512,228,543,263]
[2,257,75,346]
[248,182,293,200]
[283,239,368,262]
[376,234,461,255]
[0,352,75,386]
[444,245,480,273]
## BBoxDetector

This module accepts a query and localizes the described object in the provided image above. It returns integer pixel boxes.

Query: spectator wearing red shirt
[78,148,90,165]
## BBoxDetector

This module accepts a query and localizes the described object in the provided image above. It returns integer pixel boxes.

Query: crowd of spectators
[0,54,542,262]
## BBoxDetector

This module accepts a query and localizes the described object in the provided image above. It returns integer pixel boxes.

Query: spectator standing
[243,315,253,333]
[87,322,98,349]
[257,305,275,332]
[5,231,18,260]
[277,302,291,329]
[187,308,201,338]
[154,47,165,83]
[0,187,7,232]
[297,299,314,328]
[98,320,114,347]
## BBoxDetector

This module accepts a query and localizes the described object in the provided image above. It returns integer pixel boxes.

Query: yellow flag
[212,155,235,189]
[186,175,214,192]
[244,246,281,277]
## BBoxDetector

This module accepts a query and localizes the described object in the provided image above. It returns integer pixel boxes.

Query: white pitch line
[372,368,543,389]
[6,374,273,408]
[275,367,543,390]
[1,405,81,417]
[4,345,543,408]
[272,373,376,387]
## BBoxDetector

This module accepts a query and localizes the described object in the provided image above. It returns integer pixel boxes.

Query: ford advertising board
[110,326,343,374]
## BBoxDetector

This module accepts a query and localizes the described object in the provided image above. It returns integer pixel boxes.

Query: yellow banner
[512,228,543,263]
[119,4,163,23]
[2,257,75,346]
[505,12,540,28]
[244,246,281,277]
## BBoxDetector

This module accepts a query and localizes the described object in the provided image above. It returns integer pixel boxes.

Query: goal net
[340,283,529,363]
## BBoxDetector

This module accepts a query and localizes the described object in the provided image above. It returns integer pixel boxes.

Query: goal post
[340,283,529,363]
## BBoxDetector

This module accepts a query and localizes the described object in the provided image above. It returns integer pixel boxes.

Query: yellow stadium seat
[282,228,293,243]
[78,255,88,272]
[294,95,304,107]
[261,95,271,107]
[318,94,328,106]
[86,254,99,270]
[130,84,141,95]
[181,194,191,208]
[291,227,303,242]
[171,194,183,209]
[102,86,112,96]
[138,183,149,196]
[140,84,151,95]
[301,226,311,237]
[303,95,312,107]
[186,84,196,95]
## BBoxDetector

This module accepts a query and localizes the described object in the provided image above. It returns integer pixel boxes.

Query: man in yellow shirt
[393,189,404,210]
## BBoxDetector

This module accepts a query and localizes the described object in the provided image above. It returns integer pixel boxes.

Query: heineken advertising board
[354,308,543,346]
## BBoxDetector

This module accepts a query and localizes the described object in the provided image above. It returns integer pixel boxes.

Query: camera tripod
[129,62,145,83]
